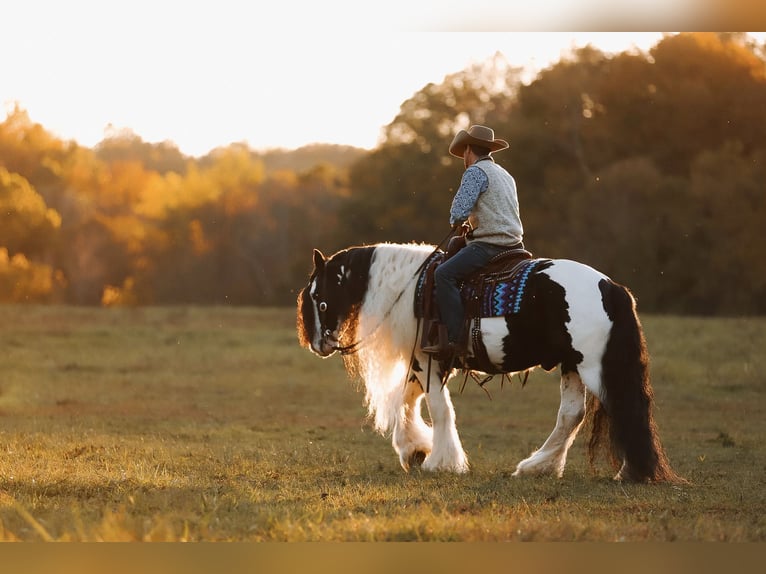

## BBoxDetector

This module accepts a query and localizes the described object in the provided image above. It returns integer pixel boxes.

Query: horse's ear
[313,249,326,271]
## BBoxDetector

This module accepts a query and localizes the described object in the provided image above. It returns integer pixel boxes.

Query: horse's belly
[477,316,557,373]
[480,318,521,369]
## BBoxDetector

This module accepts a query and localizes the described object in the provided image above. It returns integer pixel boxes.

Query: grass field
[0,305,764,541]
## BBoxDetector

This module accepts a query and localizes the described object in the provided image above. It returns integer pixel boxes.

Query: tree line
[1,32,764,314]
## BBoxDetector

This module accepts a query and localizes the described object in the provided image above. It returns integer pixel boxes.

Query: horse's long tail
[589,279,686,483]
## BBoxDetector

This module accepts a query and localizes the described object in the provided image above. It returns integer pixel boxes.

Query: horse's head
[296,246,375,357]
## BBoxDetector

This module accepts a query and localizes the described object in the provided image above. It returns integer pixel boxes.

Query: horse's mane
[344,242,434,434]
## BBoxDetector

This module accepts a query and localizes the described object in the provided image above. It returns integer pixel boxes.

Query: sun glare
[1,0,761,155]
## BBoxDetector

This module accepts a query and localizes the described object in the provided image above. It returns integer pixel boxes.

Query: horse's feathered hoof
[400,449,429,472]
[408,450,427,469]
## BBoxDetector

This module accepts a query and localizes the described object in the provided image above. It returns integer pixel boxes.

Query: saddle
[415,240,540,372]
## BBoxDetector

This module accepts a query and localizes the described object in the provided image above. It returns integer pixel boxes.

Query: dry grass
[0,306,764,541]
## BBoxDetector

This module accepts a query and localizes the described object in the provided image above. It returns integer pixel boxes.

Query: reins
[331,228,456,356]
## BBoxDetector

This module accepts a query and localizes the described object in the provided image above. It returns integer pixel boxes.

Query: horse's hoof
[408,450,428,468]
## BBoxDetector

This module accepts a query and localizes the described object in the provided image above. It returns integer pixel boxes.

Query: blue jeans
[434,241,507,343]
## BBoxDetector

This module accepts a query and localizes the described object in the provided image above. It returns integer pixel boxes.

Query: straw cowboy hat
[448,124,509,158]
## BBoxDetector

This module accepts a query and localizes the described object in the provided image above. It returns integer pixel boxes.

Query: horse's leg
[420,360,469,473]
[392,375,433,471]
[513,370,586,478]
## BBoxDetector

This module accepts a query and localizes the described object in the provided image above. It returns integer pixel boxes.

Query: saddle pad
[415,253,549,319]
[473,258,547,317]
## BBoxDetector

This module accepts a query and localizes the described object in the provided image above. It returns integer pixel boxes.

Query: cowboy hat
[448,124,509,158]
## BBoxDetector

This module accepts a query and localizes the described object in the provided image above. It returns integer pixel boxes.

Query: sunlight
[1,1,761,154]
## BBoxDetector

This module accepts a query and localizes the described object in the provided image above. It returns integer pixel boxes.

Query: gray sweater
[467,159,523,247]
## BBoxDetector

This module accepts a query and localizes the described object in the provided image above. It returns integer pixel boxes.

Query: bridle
[312,265,412,356]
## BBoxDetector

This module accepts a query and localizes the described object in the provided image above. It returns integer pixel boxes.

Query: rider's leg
[427,242,502,351]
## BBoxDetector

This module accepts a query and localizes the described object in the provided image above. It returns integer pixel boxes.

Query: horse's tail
[589,279,686,484]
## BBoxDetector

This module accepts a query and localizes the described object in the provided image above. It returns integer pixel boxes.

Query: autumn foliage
[1,33,764,314]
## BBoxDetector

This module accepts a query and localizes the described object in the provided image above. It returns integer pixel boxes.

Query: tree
[0,105,68,190]
[645,33,766,174]
[95,127,188,174]
[570,157,692,311]
[0,167,62,302]
[0,167,61,257]
[684,143,766,314]
[0,248,59,303]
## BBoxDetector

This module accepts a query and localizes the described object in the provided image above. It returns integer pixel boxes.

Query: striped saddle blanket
[415,249,549,319]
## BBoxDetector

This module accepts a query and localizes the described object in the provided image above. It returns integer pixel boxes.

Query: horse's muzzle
[312,333,339,357]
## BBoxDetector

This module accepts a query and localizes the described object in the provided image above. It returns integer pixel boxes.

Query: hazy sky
[2,2,759,156]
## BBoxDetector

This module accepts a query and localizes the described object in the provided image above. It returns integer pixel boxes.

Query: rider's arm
[449,166,489,227]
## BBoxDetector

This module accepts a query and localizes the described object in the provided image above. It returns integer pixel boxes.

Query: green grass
[0,306,764,541]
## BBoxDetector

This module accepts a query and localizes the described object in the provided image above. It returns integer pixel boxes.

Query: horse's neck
[365,244,432,310]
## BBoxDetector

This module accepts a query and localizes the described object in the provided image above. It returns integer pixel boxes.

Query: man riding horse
[423,124,526,360]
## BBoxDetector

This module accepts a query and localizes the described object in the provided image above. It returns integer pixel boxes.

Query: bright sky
[2,2,758,156]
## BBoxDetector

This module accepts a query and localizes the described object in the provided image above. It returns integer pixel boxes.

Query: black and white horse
[297,242,684,483]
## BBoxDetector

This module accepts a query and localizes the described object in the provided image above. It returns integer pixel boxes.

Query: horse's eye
[319,302,328,312]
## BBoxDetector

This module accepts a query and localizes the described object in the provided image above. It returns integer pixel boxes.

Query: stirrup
[421,321,469,359]
[422,340,466,361]
[421,322,448,354]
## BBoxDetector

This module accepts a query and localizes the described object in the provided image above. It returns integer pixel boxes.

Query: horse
[296,242,684,483]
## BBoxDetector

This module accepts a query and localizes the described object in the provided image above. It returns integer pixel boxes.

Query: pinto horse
[296,242,684,483]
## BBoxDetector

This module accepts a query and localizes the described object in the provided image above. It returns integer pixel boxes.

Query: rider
[423,124,525,359]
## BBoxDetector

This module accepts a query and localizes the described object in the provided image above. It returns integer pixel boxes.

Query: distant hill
[96,131,370,176]
[256,143,369,174]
